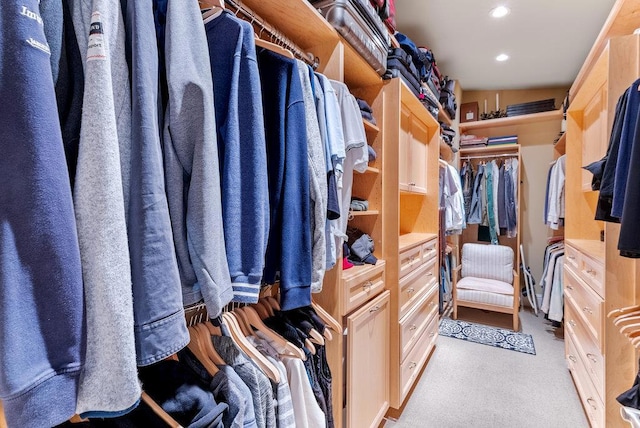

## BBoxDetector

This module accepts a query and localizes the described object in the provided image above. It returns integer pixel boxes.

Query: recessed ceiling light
[496,53,509,62]
[490,6,510,18]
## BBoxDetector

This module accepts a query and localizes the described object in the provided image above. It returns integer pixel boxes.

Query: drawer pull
[586,398,598,411]
[568,256,576,260]
[407,287,416,294]
[586,353,598,364]
[429,332,435,338]
[409,324,417,331]
[426,272,434,277]
[586,269,596,275]
[568,355,577,363]
[583,307,593,315]
[566,285,574,290]
[569,320,577,327]
[409,362,417,370]
[362,281,373,292]
[409,256,415,263]
[369,305,381,313]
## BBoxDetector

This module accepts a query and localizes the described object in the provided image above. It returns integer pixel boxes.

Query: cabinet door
[347,290,390,428]
[399,105,412,192]
[409,116,429,194]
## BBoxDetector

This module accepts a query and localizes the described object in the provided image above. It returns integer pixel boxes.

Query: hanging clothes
[258,48,312,311]
[467,163,485,224]
[204,10,270,304]
[0,2,85,426]
[539,241,565,320]
[155,0,233,317]
[121,0,189,367]
[546,155,566,230]
[460,161,474,220]
[70,0,141,415]
[443,164,465,234]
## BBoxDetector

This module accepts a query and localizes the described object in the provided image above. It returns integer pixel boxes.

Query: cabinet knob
[407,287,416,294]
[409,324,417,331]
[369,305,381,313]
[586,353,598,364]
[586,398,598,411]
[568,355,577,363]
[363,281,373,292]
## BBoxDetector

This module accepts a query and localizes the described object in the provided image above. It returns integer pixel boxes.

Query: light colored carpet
[384,307,588,428]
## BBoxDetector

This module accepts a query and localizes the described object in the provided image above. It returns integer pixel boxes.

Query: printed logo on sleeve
[20,4,50,55]
[20,5,43,25]
[87,11,106,61]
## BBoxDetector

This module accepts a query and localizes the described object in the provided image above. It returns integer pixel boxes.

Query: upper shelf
[459,144,520,157]
[239,0,339,51]
[458,109,563,132]
[422,84,452,126]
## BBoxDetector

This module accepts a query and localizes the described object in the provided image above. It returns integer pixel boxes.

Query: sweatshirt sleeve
[162,0,232,317]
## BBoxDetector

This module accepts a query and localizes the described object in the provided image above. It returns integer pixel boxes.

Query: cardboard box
[460,102,479,123]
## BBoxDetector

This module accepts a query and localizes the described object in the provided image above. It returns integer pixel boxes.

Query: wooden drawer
[421,238,438,265]
[565,298,604,400]
[342,261,386,315]
[565,245,580,272]
[566,331,605,428]
[564,266,603,348]
[399,313,438,403]
[399,245,422,279]
[399,258,437,318]
[579,253,604,299]
[399,283,438,360]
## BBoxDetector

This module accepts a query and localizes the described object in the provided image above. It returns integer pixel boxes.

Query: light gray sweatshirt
[70,0,141,416]
[161,0,233,316]
[296,61,328,292]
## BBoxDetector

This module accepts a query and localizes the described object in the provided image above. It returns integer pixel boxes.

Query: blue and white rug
[439,318,536,355]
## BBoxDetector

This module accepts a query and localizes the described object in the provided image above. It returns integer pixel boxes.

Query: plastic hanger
[141,391,184,428]
[187,326,219,375]
[220,312,282,383]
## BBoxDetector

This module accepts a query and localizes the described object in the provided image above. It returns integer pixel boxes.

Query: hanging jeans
[467,164,484,224]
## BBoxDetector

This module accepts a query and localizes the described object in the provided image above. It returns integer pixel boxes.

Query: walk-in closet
[2,0,640,427]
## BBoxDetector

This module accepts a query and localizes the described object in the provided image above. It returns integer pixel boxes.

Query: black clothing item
[303,349,330,427]
[313,346,334,428]
[138,360,227,428]
[617,364,640,409]
[595,88,629,222]
[618,100,640,257]
[54,400,170,428]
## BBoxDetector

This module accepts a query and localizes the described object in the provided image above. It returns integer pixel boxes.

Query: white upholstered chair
[452,243,520,331]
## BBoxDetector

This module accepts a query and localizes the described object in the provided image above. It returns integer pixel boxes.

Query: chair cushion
[457,289,514,308]
[456,276,514,295]
[461,243,514,284]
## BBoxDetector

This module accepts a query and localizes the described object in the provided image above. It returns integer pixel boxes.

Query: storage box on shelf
[564,31,640,427]
[382,78,441,410]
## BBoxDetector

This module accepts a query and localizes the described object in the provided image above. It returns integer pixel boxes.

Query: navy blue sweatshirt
[258,49,312,310]
[0,2,85,426]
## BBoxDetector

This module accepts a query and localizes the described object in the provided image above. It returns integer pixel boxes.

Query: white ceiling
[394,0,617,90]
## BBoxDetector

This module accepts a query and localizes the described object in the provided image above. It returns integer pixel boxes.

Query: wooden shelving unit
[363,119,380,134]
[459,109,562,132]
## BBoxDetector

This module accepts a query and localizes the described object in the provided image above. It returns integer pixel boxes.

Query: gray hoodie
[70,0,141,416]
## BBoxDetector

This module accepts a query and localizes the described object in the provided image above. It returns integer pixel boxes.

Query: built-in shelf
[566,238,605,261]
[421,83,452,126]
[458,109,562,132]
[356,166,380,175]
[239,0,339,52]
[343,36,383,89]
[459,144,520,157]
[554,133,566,154]
[399,232,438,252]
[341,260,385,282]
[350,210,379,217]
[363,119,380,134]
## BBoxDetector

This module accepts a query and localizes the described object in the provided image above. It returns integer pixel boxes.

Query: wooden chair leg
[513,311,519,331]
[453,302,458,320]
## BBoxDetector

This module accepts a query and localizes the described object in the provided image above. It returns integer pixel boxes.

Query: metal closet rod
[224,0,319,69]
[460,153,518,161]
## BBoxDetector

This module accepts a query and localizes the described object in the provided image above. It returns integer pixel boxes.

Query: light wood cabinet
[564,30,640,427]
[346,290,391,428]
[399,105,429,194]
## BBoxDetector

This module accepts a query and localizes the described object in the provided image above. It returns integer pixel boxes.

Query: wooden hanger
[221,312,281,383]
[608,304,640,318]
[620,322,640,336]
[254,27,294,59]
[265,296,280,312]
[204,318,222,337]
[236,306,306,359]
[141,391,184,428]
[194,323,226,366]
[614,315,640,327]
[187,326,219,375]
[253,301,272,320]
[312,301,342,334]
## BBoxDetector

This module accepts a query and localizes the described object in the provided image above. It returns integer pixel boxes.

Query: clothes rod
[460,153,518,161]
[224,0,319,69]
